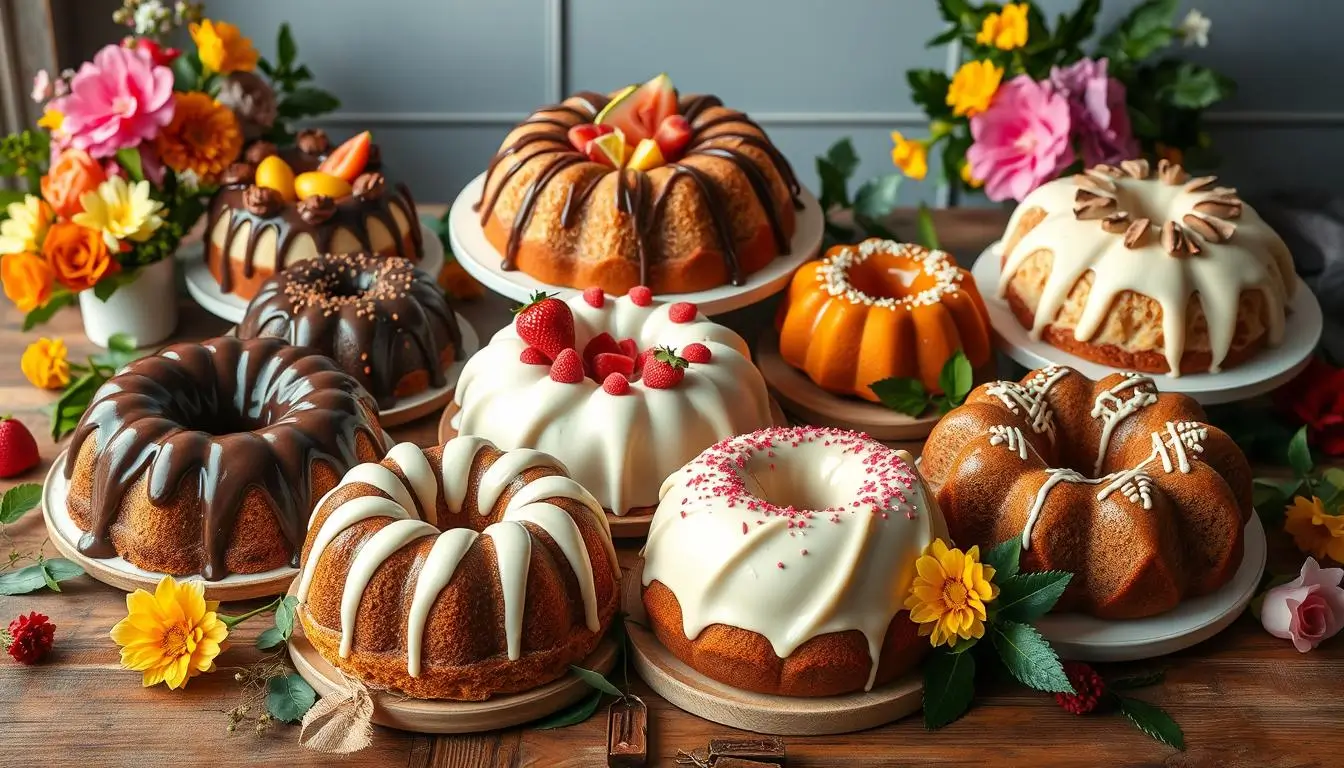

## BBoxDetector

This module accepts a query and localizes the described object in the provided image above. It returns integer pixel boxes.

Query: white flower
[1178,9,1211,48]
[133,0,168,36]
[176,169,201,194]
[30,70,50,103]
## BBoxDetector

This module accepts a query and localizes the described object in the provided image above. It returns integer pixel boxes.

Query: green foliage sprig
[815,138,940,252]
[0,483,85,595]
[871,351,973,417]
[48,333,144,440]
[258,24,341,145]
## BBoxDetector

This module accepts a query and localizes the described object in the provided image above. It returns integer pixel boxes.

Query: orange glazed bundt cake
[475,73,802,295]
[997,158,1296,375]
[296,437,620,700]
[920,365,1253,619]
[777,239,991,400]
[65,337,387,580]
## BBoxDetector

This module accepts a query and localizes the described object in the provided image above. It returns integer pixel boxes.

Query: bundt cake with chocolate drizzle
[238,253,463,410]
[64,337,387,580]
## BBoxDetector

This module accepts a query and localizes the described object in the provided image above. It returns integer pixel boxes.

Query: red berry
[519,346,550,365]
[617,338,639,359]
[628,286,653,306]
[1055,662,1106,715]
[514,291,575,360]
[602,373,630,396]
[654,115,693,161]
[633,348,654,377]
[0,416,39,479]
[582,286,606,308]
[4,611,55,664]
[548,348,585,384]
[641,346,688,389]
[567,124,601,153]
[668,302,697,323]
[682,342,712,364]
[581,332,621,375]
[594,352,636,381]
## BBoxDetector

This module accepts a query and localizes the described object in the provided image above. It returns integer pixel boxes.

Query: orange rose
[41,149,106,218]
[1,252,54,311]
[42,222,118,292]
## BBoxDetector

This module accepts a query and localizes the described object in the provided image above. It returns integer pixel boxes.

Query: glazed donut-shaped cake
[297,437,620,700]
[642,426,945,697]
[999,158,1295,375]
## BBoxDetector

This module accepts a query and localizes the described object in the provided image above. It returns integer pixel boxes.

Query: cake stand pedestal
[41,452,298,600]
[447,173,825,315]
[970,243,1323,405]
[621,561,922,735]
[375,313,480,427]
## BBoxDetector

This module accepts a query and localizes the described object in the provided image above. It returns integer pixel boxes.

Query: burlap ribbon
[298,672,375,754]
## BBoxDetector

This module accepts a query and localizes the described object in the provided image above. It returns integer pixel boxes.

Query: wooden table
[1,209,1339,768]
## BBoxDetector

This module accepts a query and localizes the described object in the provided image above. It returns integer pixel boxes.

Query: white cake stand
[970,243,1322,405]
[183,221,445,324]
[374,313,480,426]
[447,172,824,315]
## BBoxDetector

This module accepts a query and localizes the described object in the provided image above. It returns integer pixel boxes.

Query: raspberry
[602,373,630,395]
[681,342,712,364]
[519,347,550,365]
[668,302,697,323]
[582,286,605,308]
[548,348,584,384]
[1055,662,1106,715]
[628,285,653,307]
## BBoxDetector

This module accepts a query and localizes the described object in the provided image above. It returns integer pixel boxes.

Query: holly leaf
[568,664,623,697]
[533,688,603,729]
[1287,426,1313,478]
[1109,670,1166,691]
[0,483,43,524]
[937,351,974,407]
[983,537,1021,578]
[1117,695,1186,750]
[995,571,1073,623]
[266,673,317,723]
[991,620,1073,693]
[853,174,903,221]
[922,648,976,729]
[114,148,144,183]
[870,377,931,417]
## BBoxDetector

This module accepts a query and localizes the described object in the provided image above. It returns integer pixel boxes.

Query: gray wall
[84,0,1344,205]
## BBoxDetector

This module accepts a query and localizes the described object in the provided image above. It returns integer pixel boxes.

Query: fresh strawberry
[0,416,39,478]
[602,373,630,396]
[682,342,712,364]
[514,291,574,360]
[520,346,551,365]
[653,115,693,161]
[628,285,653,307]
[617,338,639,359]
[642,347,688,389]
[582,332,622,374]
[633,348,654,378]
[548,348,585,384]
[668,302,697,323]
[594,352,636,381]
[567,123,614,153]
[582,286,606,308]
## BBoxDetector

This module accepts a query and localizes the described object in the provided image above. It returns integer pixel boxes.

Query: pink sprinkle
[801,549,808,555]
[742,522,748,535]
[776,562,785,569]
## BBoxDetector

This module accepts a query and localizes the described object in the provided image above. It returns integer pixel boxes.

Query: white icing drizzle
[985,365,1069,436]
[988,425,1028,460]
[295,497,409,600]
[387,442,438,524]
[405,528,478,677]
[339,518,438,656]
[441,436,490,514]
[1022,468,1088,548]
[477,449,562,516]
[487,521,532,660]
[1090,373,1158,476]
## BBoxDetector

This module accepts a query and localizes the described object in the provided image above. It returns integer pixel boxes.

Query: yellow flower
[21,337,70,390]
[155,92,243,183]
[947,60,1004,118]
[73,177,164,248]
[1285,496,1344,564]
[890,131,929,180]
[960,162,984,189]
[0,196,53,255]
[190,19,259,74]
[109,576,229,690]
[905,539,999,647]
[37,108,65,133]
[977,3,1030,50]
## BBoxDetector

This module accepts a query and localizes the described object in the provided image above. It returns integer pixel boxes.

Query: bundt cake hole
[741,454,848,513]
[1112,179,1183,225]
[843,250,928,302]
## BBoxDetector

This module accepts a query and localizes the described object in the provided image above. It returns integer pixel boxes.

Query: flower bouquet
[0,0,337,344]
[897,0,1234,202]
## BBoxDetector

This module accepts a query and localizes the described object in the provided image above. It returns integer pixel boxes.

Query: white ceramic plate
[375,312,480,426]
[971,242,1322,405]
[447,172,824,315]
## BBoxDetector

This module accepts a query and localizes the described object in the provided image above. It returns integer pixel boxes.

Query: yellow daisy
[73,177,164,248]
[905,539,999,647]
[890,131,929,180]
[109,575,230,690]
[1285,496,1344,564]
[977,3,1030,50]
[0,195,53,255]
[947,60,1004,118]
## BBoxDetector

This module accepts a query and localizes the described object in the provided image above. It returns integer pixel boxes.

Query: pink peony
[967,76,1074,202]
[48,44,174,159]
[1261,557,1344,652]
[1050,58,1139,167]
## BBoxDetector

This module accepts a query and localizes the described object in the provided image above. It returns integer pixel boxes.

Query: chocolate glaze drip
[237,254,463,410]
[66,337,385,580]
[475,92,803,287]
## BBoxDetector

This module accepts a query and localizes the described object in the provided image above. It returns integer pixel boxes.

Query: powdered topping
[816,239,965,311]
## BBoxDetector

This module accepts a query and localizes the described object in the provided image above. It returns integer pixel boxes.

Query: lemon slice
[627,138,665,172]
[590,131,627,168]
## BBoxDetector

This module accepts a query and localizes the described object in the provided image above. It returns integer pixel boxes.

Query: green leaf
[816,138,858,212]
[907,69,953,120]
[0,483,43,524]
[922,648,976,729]
[991,620,1073,693]
[995,571,1073,623]
[916,203,940,250]
[40,562,61,592]
[937,351,973,406]
[275,595,299,636]
[824,137,860,179]
[266,673,317,723]
[1323,469,1344,494]
[50,370,103,441]
[926,27,961,47]
[1252,478,1298,527]
[256,627,287,651]
[1109,670,1166,691]
[171,51,204,91]
[0,189,27,208]
[1162,64,1233,110]
[114,148,144,182]
[569,664,623,697]
[984,537,1021,578]
[0,559,82,595]
[40,557,84,583]
[23,293,75,330]
[1287,426,1313,478]
[870,377,931,417]
[277,23,298,69]
[935,0,972,24]
[853,174,902,221]
[533,688,603,729]
[1053,0,1101,54]
[277,87,341,120]
[1117,695,1186,750]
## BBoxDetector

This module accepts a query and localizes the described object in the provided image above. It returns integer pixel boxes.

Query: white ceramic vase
[78,257,178,348]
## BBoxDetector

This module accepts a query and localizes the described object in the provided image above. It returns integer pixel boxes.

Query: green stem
[219,595,283,629]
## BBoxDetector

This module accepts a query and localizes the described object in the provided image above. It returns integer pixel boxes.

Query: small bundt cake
[238,253,463,410]
[65,337,387,580]
[777,239,991,400]
[296,437,620,700]
[920,366,1253,619]
[475,74,801,295]
[642,426,944,697]
[998,158,1296,375]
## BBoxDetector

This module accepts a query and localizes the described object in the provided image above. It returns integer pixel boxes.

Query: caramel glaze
[238,253,463,410]
[474,92,802,287]
[66,337,386,580]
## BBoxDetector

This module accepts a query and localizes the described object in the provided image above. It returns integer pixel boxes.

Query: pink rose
[967,76,1074,202]
[1261,557,1344,652]
[47,44,174,159]
[1049,58,1139,167]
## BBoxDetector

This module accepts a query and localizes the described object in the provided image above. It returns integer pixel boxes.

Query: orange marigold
[155,92,243,183]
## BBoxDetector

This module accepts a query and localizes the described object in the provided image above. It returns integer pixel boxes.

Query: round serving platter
[375,313,480,427]
[970,242,1322,405]
[447,172,825,315]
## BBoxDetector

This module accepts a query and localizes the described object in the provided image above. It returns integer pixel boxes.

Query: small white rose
[1178,9,1212,48]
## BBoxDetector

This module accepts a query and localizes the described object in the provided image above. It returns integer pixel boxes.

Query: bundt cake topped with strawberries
[474,74,802,295]
[920,365,1253,619]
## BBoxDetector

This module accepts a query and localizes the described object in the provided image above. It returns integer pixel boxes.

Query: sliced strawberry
[582,286,606,308]
[582,332,622,374]
[514,291,574,360]
[628,285,653,307]
[653,115,693,162]
[617,338,639,359]
[602,372,630,396]
[549,348,585,384]
[668,301,697,323]
[520,346,551,365]
[682,342,712,364]
[594,352,636,382]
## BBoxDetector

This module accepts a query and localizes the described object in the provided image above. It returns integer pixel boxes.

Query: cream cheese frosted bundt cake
[920,365,1253,619]
[998,158,1295,375]
[642,426,945,697]
[296,437,620,700]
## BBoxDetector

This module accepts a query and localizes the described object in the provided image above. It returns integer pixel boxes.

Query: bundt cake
[207,130,421,300]
[453,286,775,516]
[998,158,1296,375]
[642,426,944,696]
[65,336,387,580]
[777,239,991,400]
[296,437,620,700]
[919,365,1254,619]
[474,74,802,295]
[237,252,463,410]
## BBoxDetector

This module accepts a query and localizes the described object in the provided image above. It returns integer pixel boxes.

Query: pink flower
[48,44,174,159]
[1261,557,1344,652]
[1050,58,1139,167]
[967,76,1074,202]
[31,70,51,103]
